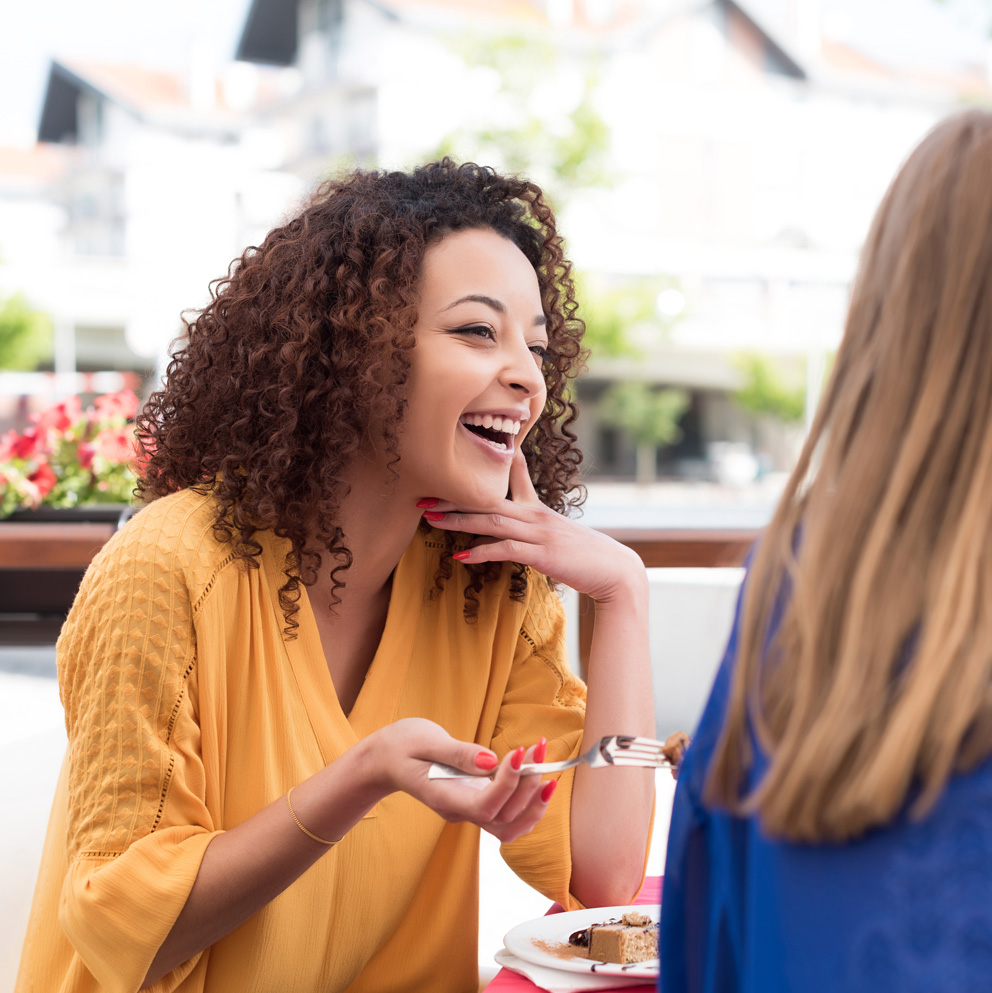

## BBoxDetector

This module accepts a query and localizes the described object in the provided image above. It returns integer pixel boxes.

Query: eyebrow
[444,294,547,327]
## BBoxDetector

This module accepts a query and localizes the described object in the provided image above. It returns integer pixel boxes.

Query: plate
[503,904,660,979]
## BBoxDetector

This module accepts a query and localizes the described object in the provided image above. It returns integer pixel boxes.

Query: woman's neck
[307,459,423,607]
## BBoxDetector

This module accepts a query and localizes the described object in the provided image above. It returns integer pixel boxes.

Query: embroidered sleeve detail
[58,495,213,861]
[518,580,587,710]
[191,550,240,615]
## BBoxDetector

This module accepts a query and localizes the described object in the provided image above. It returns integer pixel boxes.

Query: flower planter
[4,503,136,527]
[0,506,131,645]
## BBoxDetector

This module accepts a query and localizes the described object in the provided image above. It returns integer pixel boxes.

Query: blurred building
[0,56,302,426]
[3,0,989,474]
[230,0,991,481]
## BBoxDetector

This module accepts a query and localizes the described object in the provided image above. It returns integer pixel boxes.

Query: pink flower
[78,443,96,470]
[2,427,42,461]
[93,390,140,421]
[32,396,82,434]
[92,427,136,465]
[27,461,57,498]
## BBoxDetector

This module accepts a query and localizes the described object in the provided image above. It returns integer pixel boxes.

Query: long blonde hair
[706,110,992,843]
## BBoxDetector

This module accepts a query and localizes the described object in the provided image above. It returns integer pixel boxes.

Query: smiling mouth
[460,413,522,452]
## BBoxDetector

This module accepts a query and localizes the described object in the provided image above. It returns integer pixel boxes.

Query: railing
[574,528,756,672]
[0,522,759,650]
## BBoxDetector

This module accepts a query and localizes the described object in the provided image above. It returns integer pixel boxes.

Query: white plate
[503,904,660,979]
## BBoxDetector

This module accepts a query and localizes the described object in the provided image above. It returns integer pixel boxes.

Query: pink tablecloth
[483,876,662,992]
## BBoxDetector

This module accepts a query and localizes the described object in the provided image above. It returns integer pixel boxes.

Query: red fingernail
[423,511,446,522]
[511,747,524,771]
[416,498,439,509]
[534,737,547,763]
[452,550,470,561]
[474,752,498,770]
[541,780,558,803]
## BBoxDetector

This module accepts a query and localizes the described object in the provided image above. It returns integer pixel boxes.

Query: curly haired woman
[16,160,654,993]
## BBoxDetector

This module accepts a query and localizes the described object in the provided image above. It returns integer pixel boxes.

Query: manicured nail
[474,751,498,770]
[511,746,525,771]
[541,780,558,803]
[416,498,439,509]
[422,511,446,522]
[452,550,470,561]
[534,737,547,763]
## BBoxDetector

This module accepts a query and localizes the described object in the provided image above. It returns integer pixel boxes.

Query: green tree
[432,33,612,206]
[575,274,684,359]
[598,382,690,483]
[0,293,53,370]
[733,353,806,424]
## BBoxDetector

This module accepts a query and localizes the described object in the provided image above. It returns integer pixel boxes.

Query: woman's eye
[455,324,495,340]
[530,344,549,362]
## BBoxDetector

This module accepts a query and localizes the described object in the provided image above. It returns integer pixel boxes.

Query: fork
[427,735,674,781]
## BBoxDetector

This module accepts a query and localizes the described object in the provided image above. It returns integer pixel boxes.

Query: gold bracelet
[286,787,338,846]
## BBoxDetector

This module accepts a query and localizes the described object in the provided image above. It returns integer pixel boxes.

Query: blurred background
[3,0,990,498]
[2,0,992,983]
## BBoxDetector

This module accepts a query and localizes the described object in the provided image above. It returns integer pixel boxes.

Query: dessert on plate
[662,730,690,774]
[567,911,658,965]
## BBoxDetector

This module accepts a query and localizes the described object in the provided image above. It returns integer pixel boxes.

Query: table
[483,876,662,992]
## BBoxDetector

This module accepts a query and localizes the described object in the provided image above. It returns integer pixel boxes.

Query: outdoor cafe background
[1,0,991,985]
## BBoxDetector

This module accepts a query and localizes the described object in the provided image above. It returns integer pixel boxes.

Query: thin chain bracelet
[286,786,338,846]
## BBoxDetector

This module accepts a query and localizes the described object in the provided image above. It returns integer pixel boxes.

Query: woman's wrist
[344,731,399,802]
[291,736,394,844]
[589,548,650,608]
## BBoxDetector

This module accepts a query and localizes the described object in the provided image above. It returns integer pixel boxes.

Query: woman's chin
[436,475,509,510]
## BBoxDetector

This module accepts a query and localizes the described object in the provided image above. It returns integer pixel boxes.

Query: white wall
[648,568,743,734]
[562,568,744,736]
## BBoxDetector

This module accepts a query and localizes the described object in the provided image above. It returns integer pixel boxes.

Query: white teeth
[460,414,523,436]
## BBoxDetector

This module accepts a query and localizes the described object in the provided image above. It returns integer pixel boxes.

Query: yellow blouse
[16,489,588,993]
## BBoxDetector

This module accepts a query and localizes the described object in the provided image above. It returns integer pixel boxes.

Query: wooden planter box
[0,507,131,645]
[0,510,757,652]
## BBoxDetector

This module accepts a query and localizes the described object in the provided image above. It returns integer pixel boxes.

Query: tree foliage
[432,33,612,205]
[598,381,690,447]
[575,275,684,359]
[733,353,806,424]
[0,293,53,371]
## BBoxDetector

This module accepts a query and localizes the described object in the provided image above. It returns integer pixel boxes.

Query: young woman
[16,160,654,993]
[660,110,992,992]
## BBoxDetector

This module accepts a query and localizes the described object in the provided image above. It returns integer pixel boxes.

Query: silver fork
[427,735,674,781]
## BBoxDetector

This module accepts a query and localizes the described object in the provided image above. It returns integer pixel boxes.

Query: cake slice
[568,911,658,965]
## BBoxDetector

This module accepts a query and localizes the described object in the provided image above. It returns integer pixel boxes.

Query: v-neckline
[262,531,424,763]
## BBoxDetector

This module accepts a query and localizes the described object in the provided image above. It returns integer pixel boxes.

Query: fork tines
[609,754,674,767]
[605,735,675,767]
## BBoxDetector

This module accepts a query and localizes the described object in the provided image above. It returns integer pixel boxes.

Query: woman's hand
[366,718,556,844]
[424,451,656,907]
[421,449,646,603]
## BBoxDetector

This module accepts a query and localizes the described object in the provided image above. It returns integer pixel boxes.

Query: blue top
[659,568,992,993]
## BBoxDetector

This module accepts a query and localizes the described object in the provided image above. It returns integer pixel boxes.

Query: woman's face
[396,227,549,507]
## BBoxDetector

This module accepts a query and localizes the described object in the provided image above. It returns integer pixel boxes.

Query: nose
[499,335,546,399]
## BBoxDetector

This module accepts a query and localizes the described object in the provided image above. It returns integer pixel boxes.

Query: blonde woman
[660,110,992,992]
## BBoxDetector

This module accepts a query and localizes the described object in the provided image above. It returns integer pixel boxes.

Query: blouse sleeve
[492,576,589,910]
[55,507,221,993]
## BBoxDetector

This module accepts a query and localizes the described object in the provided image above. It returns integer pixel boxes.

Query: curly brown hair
[135,159,587,633]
